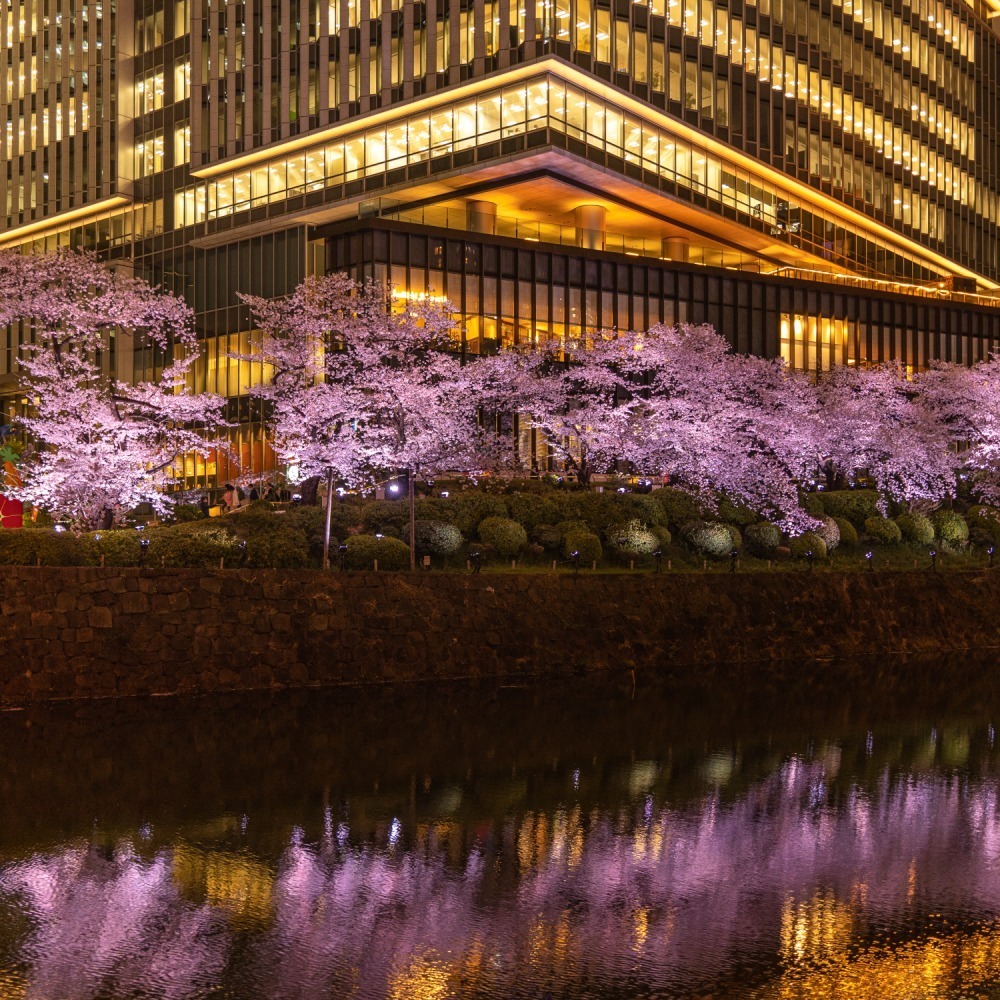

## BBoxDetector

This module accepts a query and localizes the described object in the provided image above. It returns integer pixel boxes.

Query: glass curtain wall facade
[2,0,1000,486]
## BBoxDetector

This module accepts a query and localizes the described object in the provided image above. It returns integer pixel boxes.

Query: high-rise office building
[3,0,1000,483]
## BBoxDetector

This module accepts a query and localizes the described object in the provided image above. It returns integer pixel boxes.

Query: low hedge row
[5,487,1000,569]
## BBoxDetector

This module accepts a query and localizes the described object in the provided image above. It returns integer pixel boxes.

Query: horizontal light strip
[192,56,995,291]
[0,196,133,248]
[191,62,551,180]
[551,61,998,292]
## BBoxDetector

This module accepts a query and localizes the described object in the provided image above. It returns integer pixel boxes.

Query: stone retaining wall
[0,567,997,703]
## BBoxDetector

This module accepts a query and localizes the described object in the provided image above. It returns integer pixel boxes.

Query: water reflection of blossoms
[5,754,1000,997]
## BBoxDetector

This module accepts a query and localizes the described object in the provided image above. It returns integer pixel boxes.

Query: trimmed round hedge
[448,494,509,535]
[562,529,602,564]
[833,517,859,547]
[864,515,903,545]
[506,494,562,531]
[604,519,659,557]
[531,524,563,551]
[895,511,934,545]
[680,521,733,559]
[344,534,410,570]
[819,490,881,529]
[744,522,782,557]
[966,506,1000,547]
[789,531,827,559]
[478,516,528,558]
[814,516,840,552]
[656,489,710,530]
[414,519,463,556]
[932,509,969,548]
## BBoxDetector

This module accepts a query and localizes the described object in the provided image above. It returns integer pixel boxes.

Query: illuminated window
[135,72,164,114]
[174,124,191,165]
[781,314,850,374]
[173,60,191,103]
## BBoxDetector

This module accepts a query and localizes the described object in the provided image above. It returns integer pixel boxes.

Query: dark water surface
[3,661,1000,997]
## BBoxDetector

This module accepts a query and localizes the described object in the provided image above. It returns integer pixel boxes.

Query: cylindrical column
[574,204,606,250]
[467,199,497,234]
[662,236,690,262]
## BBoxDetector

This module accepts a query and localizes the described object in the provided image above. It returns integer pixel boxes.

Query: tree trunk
[408,467,416,572]
[322,467,335,570]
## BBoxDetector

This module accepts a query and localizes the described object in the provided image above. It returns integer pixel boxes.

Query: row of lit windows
[660,0,974,100]
[1,30,95,162]
[199,13,973,206]
[2,97,88,158]
[0,202,163,263]
[174,73,963,284]
[2,3,101,48]
[134,0,189,49]
[343,245,996,368]
[199,0,978,166]
[651,8,973,159]
[135,62,189,116]
[655,33,972,197]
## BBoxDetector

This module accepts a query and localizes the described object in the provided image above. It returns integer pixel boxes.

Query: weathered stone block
[87,607,113,629]
[120,592,150,615]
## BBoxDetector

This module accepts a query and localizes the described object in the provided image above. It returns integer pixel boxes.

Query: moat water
[2,663,1000,998]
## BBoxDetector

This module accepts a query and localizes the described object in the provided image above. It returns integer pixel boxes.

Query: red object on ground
[1,460,22,528]
[0,494,22,528]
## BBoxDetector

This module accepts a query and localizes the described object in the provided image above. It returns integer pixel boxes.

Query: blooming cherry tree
[918,358,1000,505]
[0,251,227,529]
[474,324,819,532]
[241,275,485,567]
[816,362,959,510]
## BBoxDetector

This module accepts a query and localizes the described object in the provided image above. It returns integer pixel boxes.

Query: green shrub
[604,520,659,557]
[820,490,882,529]
[834,517,859,547]
[93,530,143,566]
[170,503,206,523]
[744,522,782,557]
[932,509,969,548]
[448,493,509,535]
[967,506,1000,548]
[556,492,620,532]
[651,525,672,548]
[864,515,903,545]
[344,534,410,570]
[967,505,1000,533]
[532,524,563,551]
[609,493,668,527]
[800,494,825,518]
[0,528,88,566]
[789,532,827,559]
[680,521,733,559]
[360,500,409,533]
[414,519,463,556]
[656,488,711,530]
[717,496,758,527]
[145,523,242,569]
[555,519,591,541]
[724,525,743,551]
[506,494,562,531]
[478,516,528,558]
[814,516,841,553]
[285,503,362,560]
[895,511,935,545]
[411,497,456,523]
[238,527,310,569]
[562,529,602,565]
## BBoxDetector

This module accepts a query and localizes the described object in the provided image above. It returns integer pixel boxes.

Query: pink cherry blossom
[1,251,226,529]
